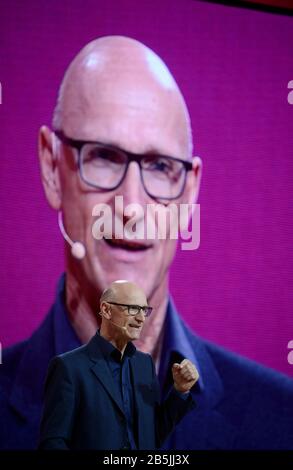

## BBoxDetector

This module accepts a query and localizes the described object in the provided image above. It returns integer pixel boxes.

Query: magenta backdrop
[0,0,292,377]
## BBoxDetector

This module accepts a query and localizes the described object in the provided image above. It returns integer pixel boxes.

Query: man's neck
[134,292,168,358]
[65,270,100,344]
[99,326,127,356]
[65,268,169,357]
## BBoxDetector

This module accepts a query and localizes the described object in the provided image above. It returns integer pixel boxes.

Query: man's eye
[84,147,125,164]
[129,306,139,314]
[143,157,173,173]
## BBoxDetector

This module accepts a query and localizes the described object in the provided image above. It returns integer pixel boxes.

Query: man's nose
[118,161,146,206]
[135,310,145,323]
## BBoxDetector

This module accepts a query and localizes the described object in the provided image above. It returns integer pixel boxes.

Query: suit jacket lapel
[87,334,125,416]
[90,359,125,416]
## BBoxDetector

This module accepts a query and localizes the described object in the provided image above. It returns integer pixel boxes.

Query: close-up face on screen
[0,0,292,464]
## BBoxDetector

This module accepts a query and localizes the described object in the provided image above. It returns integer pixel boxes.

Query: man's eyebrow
[97,141,166,154]
[89,139,169,157]
[95,140,180,158]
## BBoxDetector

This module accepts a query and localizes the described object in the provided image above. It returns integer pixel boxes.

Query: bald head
[100,280,147,307]
[52,35,192,157]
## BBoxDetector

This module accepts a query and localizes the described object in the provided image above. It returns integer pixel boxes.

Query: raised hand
[172,359,199,393]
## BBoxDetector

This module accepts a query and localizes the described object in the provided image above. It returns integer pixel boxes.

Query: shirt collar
[158,296,204,391]
[97,330,136,362]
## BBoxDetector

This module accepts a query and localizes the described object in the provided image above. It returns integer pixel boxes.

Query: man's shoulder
[0,310,55,393]
[0,340,29,389]
[134,348,150,358]
[184,323,293,395]
[206,338,292,390]
[56,343,88,365]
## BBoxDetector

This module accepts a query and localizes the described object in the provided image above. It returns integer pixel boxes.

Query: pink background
[0,0,292,376]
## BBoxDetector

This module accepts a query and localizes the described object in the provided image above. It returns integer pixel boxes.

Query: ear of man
[178,156,202,233]
[187,156,202,206]
[38,125,62,210]
[100,301,112,320]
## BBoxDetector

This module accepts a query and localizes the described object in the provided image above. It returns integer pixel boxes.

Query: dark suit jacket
[39,333,195,450]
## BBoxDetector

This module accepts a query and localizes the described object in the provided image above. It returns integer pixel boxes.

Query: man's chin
[125,328,142,341]
[92,262,154,297]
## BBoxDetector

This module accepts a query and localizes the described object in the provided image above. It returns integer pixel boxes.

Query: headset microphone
[98,311,128,331]
[53,132,86,261]
[58,211,86,260]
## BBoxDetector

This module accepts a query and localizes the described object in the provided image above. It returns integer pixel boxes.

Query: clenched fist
[172,359,199,393]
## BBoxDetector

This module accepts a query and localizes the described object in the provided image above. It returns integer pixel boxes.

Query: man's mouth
[129,324,141,329]
[103,237,152,251]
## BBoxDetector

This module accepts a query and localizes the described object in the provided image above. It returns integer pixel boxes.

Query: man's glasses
[54,130,192,201]
[106,301,153,317]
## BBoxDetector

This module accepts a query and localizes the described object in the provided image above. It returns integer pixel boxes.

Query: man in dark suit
[39,280,198,450]
[1,35,293,450]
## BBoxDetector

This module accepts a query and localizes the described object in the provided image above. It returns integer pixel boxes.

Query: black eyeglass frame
[54,129,193,201]
[106,301,153,317]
